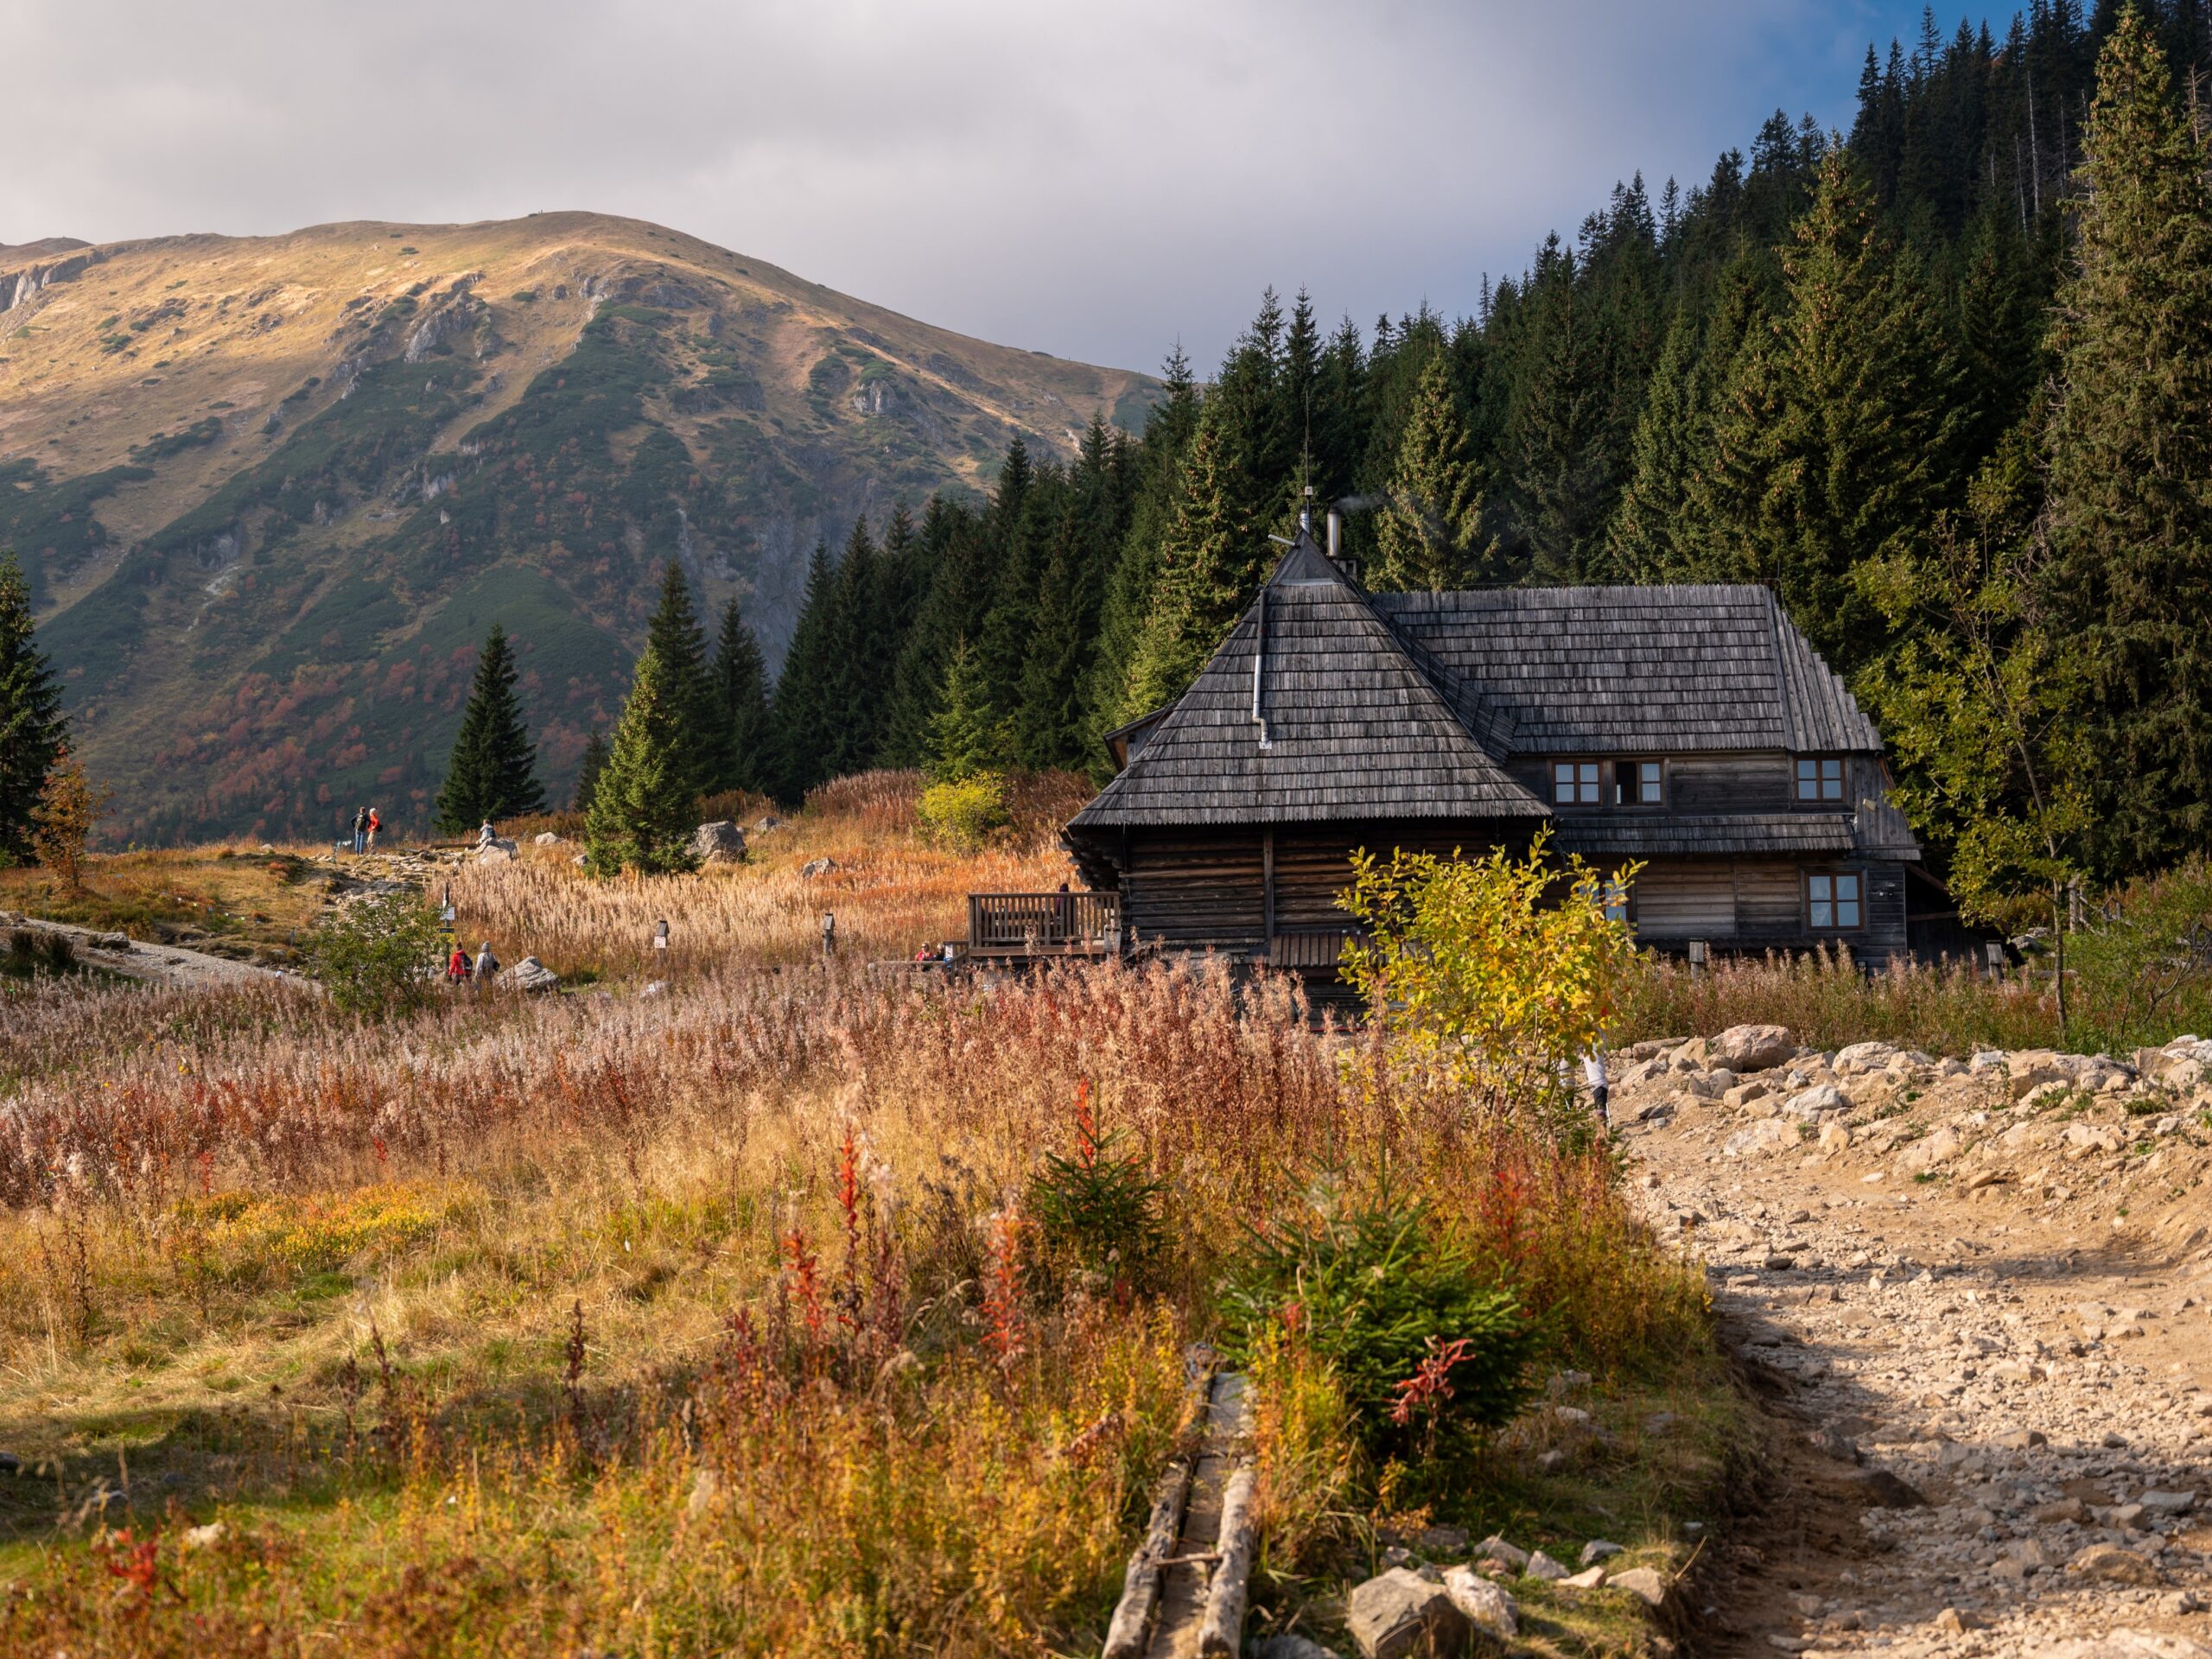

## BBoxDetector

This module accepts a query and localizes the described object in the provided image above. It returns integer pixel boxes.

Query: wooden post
[821,912,836,962]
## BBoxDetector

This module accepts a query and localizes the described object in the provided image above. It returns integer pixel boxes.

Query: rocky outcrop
[1,245,106,311]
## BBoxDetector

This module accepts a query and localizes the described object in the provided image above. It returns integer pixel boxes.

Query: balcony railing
[967,891,1121,957]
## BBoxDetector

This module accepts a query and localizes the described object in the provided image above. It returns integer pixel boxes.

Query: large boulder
[1707,1023,1795,1072]
[690,822,747,865]
[499,956,560,994]
[1724,1118,1799,1159]
[476,837,518,863]
[1345,1567,1468,1659]
[534,831,563,847]
[799,856,837,880]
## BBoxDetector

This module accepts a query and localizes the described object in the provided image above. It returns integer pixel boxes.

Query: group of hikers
[347,806,382,854]
[445,938,499,986]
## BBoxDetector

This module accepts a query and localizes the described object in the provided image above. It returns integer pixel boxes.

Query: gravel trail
[1616,1033,2212,1658]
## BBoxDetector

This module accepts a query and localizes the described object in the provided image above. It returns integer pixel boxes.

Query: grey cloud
[5,0,1886,372]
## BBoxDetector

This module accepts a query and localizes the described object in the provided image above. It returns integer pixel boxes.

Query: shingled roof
[1373,584,1882,755]
[1068,539,1549,830]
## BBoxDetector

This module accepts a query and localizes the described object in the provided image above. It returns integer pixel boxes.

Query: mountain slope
[0,213,1155,842]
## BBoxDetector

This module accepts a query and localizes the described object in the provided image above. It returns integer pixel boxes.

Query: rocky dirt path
[0,912,295,990]
[1614,1031,2212,1658]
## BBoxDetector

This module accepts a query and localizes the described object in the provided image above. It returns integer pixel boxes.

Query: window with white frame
[1552,760,1600,804]
[1806,870,1863,930]
[1795,756,1845,802]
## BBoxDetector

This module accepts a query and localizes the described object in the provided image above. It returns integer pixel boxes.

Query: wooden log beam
[1198,1462,1257,1656]
[1101,1455,1192,1659]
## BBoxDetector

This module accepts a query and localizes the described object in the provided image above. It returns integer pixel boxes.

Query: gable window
[1553,760,1600,805]
[1806,870,1863,931]
[1616,759,1663,806]
[1795,756,1845,802]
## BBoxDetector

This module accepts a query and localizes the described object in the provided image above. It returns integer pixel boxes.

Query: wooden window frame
[1551,760,1601,806]
[1803,868,1865,932]
[1613,757,1666,809]
[1795,755,1846,804]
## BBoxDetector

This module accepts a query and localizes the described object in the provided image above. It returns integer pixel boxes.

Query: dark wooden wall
[1113,823,1910,970]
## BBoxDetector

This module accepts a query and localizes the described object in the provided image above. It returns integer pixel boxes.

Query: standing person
[446,942,471,983]
[365,806,381,852]
[351,806,368,855]
[1582,1048,1610,1129]
[474,939,499,982]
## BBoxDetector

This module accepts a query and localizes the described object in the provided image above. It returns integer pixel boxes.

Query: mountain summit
[0,213,1154,842]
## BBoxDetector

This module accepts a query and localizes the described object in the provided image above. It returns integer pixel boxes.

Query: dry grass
[453,769,1080,977]
[0,842,332,962]
[0,778,1719,1656]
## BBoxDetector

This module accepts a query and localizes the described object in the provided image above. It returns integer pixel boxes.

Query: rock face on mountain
[0,213,1154,843]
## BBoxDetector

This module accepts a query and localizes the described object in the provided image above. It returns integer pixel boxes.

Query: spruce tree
[1121,412,1261,716]
[1696,149,1961,671]
[585,643,700,874]
[1370,353,1490,591]
[2040,4,2212,872]
[767,542,842,799]
[881,497,984,767]
[644,559,716,802]
[928,639,1004,781]
[573,729,610,814]
[0,551,65,861]
[434,624,545,832]
[709,596,771,794]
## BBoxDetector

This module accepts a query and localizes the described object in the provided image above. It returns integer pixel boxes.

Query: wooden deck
[966,891,1121,959]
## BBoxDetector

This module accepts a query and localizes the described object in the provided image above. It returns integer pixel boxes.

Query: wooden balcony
[967,891,1122,958]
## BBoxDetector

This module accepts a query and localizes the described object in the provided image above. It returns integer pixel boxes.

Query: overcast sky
[9,0,1946,374]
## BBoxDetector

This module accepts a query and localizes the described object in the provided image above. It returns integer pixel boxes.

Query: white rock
[1726,1118,1800,1158]
[1525,1549,1568,1580]
[1440,1566,1518,1642]
[1783,1084,1850,1121]
[498,955,559,993]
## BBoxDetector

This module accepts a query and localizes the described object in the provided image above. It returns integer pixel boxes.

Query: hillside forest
[708,1,2212,926]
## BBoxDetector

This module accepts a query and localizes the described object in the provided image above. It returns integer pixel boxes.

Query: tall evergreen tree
[644,558,717,802]
[710,597,771,794]
[1696,149,1962,671]
[1120,411,1262,717]
[434,624,545,831]
[2039,3,2212,872]
[572,729,610,815]
[585,642,701,874]
[768,542,842,799]
[1370,353,1491,591]
[1086,347,1200,751]
[0,551,65,861]
[928,639,1004,781]
[882,496,985,767]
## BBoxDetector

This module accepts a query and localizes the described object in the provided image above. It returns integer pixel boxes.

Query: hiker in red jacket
[447,944,472,984]
[365,807,382,851]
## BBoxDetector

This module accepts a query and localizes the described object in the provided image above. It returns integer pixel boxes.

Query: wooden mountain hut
[970,522,1959,992]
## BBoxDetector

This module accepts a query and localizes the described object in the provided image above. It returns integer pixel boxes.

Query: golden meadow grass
[0,777,1715,1656]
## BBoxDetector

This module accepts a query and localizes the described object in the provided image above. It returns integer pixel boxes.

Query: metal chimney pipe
[1325,508,1342,563]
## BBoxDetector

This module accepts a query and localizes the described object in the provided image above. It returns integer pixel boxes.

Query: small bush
[303,888,446,1015]
[918,773,1010,853]
[1220,1179,1539,1460]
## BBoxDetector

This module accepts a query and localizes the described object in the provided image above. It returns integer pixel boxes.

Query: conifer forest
[725,1,2212,925]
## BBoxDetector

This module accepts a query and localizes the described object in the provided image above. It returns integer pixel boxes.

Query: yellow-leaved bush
[917,771,1011,852]
[1338,828,1640,1129]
